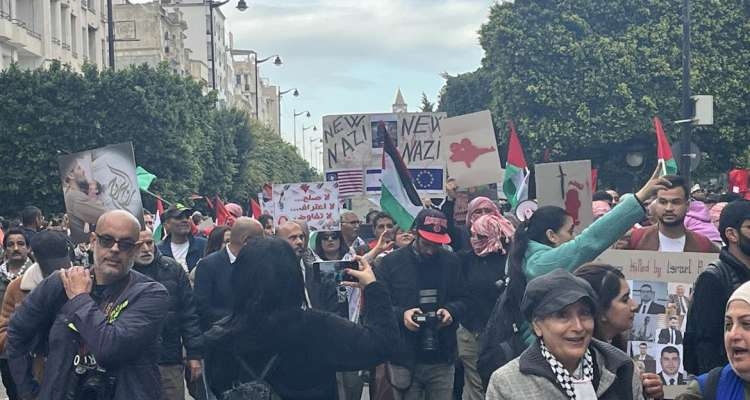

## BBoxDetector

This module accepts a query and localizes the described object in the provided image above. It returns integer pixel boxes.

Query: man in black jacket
[375,209,466,400]
[194,217,263,330]
[157,206,207,272]
[685,200,750,374]
[7,210,168,400]
[133,228,203,400]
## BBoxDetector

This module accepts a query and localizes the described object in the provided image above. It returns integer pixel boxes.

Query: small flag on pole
[502,120,530,208]
[136,166,157,191]
[653,116,678,176]
[152,198,164,241]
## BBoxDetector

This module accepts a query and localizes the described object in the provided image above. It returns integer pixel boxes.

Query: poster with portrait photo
[58,142,144,243]
[655,344,689,386]
[655,314,685,345]
[631,280,668,315]
[370,114,398,150]
[630,313,658,342]
[667,282,693,321]
[629,341,657,373]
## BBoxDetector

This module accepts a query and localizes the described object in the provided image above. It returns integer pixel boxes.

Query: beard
[739,232,750,257]
[659,215,685,227]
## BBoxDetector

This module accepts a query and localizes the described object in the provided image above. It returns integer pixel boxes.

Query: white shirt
[225,246,237,264]
[662,372,680,385]
[658,232,686,252]
[171,241,190,272]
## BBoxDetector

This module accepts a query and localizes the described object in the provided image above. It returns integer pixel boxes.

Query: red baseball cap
[414,209,451,245]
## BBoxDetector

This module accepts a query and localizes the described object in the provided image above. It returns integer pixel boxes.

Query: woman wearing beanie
[677,281,750,399]
[486,269,644,400]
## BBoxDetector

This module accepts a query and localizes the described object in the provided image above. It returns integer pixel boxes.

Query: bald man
[7,210,169,400]
[194,217,263,330]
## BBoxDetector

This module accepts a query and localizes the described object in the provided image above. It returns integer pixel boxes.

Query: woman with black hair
[204,237,398,400]
[314,230,348,261]
[575,263,664,399]
[204,225,231,257]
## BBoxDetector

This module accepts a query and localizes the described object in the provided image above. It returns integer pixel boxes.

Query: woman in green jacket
[504,167,671,346]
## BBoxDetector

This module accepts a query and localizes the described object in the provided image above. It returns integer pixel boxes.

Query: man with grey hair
[7,210,169,400]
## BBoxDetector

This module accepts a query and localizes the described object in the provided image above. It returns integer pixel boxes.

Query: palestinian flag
[152,198,164,241]
[502,120,529,208]
[653,116,678,176]
[378,122,422,230]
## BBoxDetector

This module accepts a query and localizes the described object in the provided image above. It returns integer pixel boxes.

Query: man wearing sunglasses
[7,210,169,400]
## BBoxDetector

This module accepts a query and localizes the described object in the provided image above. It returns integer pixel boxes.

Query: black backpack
[477,277,527,388]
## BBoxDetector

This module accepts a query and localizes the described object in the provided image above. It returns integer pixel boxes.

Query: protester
[203,225,231,257]
[486,269,644,399]
[370,212,396,249]
[593,190,615,207]
[258,214,275,236]
[132,228,203,400]
[7,210,169,400]
[574,263,663,399]
[441,179,502,252]
[592,200,612,221]
[626,175,719,252]
[157,205,207,272]
[685,200,750,374]
[203,237,398,399]
[276,221,338,312]
[457,214,515,400]
[314,230,348,261]
[0,228,32,306]
[341,211,367,250]
[685,200,723,243]
[375,208,467,400]
[18,206,43,244]
[194,217,262,330]
[606,189,620,205]
[144,211,155,231]
[678,280,750,399]
[0,230,71,400]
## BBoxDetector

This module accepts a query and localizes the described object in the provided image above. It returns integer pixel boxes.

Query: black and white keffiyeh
[540,340,594,400]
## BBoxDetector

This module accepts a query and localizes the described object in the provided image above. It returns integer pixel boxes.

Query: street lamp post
[278,88,299,139]
[254,54,282,119]
[208,0,247,91]
[302,125,317,162]
[680,0,692,188]
[293,109,310,152]
[308,137,321,169]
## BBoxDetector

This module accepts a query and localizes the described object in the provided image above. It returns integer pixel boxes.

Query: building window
[235,74,241,86]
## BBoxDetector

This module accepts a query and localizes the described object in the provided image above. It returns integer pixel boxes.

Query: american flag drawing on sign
[325,169,364,198]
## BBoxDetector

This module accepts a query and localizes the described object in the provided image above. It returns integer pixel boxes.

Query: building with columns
[1,0,106,70]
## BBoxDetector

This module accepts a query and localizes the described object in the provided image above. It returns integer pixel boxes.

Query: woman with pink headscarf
[441,191,504,251]
[457,213,515,400]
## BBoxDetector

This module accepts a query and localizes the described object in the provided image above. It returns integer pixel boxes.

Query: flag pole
[139,188,173,207]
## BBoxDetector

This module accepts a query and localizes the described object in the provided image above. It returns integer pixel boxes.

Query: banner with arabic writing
[271,182,340,231]
[58,142,145,243]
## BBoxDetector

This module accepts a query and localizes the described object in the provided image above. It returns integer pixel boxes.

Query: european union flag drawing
[409,168,443,191]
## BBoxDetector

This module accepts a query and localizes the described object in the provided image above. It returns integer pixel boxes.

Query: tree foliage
[439,0,750,189]
[419,92,435,112]
[0,62,316,216]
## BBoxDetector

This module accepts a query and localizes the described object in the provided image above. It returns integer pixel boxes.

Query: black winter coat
[204,281,398,400]
[458,251,507,334]
[193,249,235,330]
[6,270,168,400]
[134,253,203,364]
[374,244,467,366]
[157,234,207,271]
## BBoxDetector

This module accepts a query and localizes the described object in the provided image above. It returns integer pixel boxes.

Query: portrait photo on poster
[631,313,658,342]
[667,282,693,320]
[629,341,657,373]
[631,280,668,315]
[655,344,689,386]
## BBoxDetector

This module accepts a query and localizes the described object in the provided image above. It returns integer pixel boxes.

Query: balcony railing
[52,37,61,45]
[62,42,70,50]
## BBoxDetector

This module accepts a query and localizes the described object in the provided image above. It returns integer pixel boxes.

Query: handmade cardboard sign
[442,110,503,188]
[271,182,340,231]
[535,160,593,233]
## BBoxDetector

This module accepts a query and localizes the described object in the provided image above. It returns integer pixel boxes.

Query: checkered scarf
[540,340,593,400]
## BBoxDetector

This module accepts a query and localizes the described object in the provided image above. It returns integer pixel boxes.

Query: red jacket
[627,225,719,253]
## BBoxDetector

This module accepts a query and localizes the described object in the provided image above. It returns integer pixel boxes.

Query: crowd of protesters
[0,170,747,400]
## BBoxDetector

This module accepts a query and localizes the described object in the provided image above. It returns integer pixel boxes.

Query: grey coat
[486,338,644,400]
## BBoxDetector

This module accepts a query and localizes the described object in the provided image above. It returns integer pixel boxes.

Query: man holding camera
[7,210,168,400]
[375,209,466,400]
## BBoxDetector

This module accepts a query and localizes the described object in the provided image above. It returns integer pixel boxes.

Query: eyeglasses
[95,233,138,251]
[321,234,340,241]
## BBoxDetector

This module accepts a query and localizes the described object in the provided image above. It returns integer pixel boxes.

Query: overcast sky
[223,0,494,167]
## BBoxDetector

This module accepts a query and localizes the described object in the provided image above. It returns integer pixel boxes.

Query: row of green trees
[438,0,749,189]
[0,62,317,216]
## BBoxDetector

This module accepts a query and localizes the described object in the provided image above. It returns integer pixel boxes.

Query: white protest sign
[442,110,503,188]
[595,249,715,284]
[535,160,593,233]
[322,114,372,170]
[272,182,340,231]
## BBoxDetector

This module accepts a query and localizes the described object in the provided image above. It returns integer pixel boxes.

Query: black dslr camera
[411,289,441,352]
[65,358,116,400]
